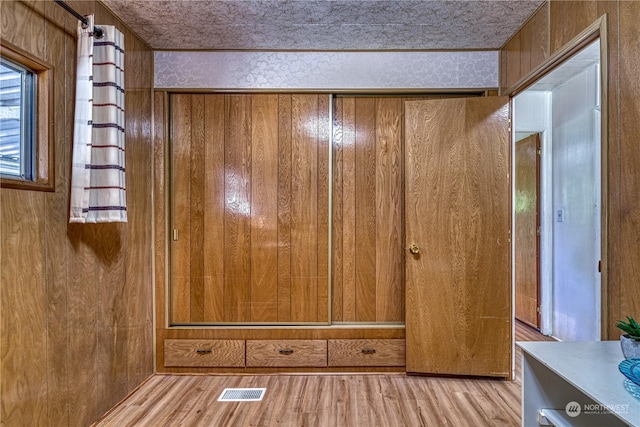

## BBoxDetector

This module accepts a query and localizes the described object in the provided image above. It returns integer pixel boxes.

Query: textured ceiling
[100,0,544,51]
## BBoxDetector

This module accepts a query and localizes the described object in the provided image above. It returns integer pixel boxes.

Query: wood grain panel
[277,94,293,322]
[499,50,508,95]
[549,1,597,55]
[617,0,640,338]
[67,223,100,427]
[164,340,245,367]
[250,94,279,322]
[515,135,540,328]
[224,95,253,322]
[246,340,327,367]
[355,98,377,322]
[203,95,226,323]
[169,93,329,325]
[154,90,170,376]
[332,97,345,321]
[333,96,407,323]
[43,2,71,424]
[375,98,404,322]
[95,222,127,412]
[341,97,357,321]
[529,3,549,72]
[0,0,45,58]
[405,97,511,378]
[1,191,47,426]
[290,94,319,322]
[171,94,192,323]
[520,17,533,76]
[45,195,71,427]
[562,1,598,51]
[549,0,565,55]
[317,95,330,323]
[505,32,521,89]
[190,94,206,322]
[328,339,405,367]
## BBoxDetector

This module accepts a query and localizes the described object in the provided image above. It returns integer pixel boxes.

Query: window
[1,58,35,179]
[0,42,53,191]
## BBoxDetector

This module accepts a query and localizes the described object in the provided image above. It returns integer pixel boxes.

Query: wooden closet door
[404,97,512,378]
[170,93,329,324]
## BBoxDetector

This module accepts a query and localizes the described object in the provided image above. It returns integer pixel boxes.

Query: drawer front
[328,339,405,367]
[164,339,245,367]
[246,340,327,367]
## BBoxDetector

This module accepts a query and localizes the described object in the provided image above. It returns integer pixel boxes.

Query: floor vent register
[217,388,266,402]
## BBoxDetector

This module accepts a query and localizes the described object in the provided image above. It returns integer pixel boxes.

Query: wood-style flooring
[93,321,554,427]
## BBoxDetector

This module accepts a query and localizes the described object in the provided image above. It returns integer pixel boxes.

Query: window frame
[0,42,54,192]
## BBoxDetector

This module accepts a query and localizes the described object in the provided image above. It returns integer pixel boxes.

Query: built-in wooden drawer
[164,339,245,367]
[246,340,327,367]
[328,339,405,367]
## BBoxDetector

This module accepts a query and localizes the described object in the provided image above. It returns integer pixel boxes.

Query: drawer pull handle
[279,349,295,355]
[196,349,212,355]
[361,348,376,355]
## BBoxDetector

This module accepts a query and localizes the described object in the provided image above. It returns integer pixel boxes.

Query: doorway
[513,39,602,341]
[515,133,541,328]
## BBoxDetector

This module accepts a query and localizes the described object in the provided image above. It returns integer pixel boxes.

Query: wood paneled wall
[170,94,329,324]
[0,1,154,426]
[500,0,640,339]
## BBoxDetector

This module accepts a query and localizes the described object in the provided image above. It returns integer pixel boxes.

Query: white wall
[154,51,498,90]
[551,63,601,341]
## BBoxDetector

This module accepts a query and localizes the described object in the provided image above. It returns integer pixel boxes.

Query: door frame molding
[505,16,608,339]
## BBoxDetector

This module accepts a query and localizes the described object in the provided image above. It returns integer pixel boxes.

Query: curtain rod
[53,0,104,39]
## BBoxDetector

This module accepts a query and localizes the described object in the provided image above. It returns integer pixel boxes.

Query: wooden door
[404,97,511,378]
[515,134,540,328]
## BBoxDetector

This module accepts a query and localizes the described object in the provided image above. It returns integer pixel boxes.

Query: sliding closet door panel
[317,95,330,323]
[355,98,377,322]
[224,95,253,322]
[334,97,357,321]
[291,95,319,322]
[170,93,329,324]
[171,94,192,323]
[332,96,404,323]
[250,94,279,322]
[331,98,344,321]
[190,94,206,322]
[203,95,226,323]
[375,98,404,322]
[277,95,293,322]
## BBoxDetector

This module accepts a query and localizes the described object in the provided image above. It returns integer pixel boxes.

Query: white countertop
[517,340,640,426]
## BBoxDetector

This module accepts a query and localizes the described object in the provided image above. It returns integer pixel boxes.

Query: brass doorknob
[408,244,420,254]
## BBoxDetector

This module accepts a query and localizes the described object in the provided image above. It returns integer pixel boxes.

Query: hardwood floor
[94,321,554,427]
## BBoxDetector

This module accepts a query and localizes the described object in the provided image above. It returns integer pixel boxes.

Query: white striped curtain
[70,14,126,223]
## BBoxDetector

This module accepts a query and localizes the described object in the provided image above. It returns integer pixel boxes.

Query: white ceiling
[100,0,544,51]
[529,39,600,91]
